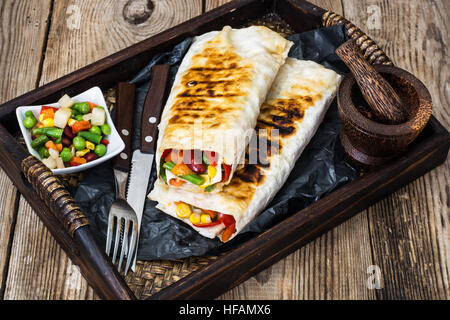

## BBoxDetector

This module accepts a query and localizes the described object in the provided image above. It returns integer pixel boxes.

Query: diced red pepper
[221,164,232,182]
[40,106,56,120]
[41,106,58,113]
[72,120,91,134]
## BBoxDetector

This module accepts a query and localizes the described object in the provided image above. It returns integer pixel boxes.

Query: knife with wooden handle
[126,64,171,271]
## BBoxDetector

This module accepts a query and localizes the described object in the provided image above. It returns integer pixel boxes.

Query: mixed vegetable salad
[160,149,232,192]
[174,201,236,242]
[24,94,111,169]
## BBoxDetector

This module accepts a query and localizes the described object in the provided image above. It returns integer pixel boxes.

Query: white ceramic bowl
[16,87,125,175]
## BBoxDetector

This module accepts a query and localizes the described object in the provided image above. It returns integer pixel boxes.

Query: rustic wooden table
[0,0,448,300]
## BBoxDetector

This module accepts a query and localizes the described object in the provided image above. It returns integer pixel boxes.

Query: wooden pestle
[336,39,408,124]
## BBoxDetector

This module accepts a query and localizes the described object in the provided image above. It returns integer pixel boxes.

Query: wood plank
[5,0,202,300]
[215,0,376,300]
[39,0,203,85]
[342,0,450,299]
[0,0,52,297]
[3,199,97,300]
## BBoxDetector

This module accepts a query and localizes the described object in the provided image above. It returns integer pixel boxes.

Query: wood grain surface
[0,0,448,300]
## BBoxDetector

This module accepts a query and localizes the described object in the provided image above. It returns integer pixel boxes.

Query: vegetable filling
[25,94,111,169]
[161,149,231,191]
[175,201,236,241]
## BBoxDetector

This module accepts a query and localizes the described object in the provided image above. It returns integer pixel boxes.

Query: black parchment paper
[73,24,358,260]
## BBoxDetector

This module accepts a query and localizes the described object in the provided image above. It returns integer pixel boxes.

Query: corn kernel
[207,165,217,178]
[200,214,212,224]
[176,203,192,219]
[75,149,90,157]
[189,213,201,225]
[38,114,45,122]
[68,118,77,127]
[41,118,54,127]
[86,141,95,150]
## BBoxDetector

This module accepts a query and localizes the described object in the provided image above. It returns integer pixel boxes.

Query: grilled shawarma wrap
[149,58,342,242]
[156,26,293,193]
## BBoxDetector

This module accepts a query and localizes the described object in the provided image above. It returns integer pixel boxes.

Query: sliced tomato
[221,164,232,182]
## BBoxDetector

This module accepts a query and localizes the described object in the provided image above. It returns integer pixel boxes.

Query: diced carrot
[221,223,236,242]
[69,157,87,167]
[72,120,91,134]
[171,163,192,176]
[56,143,63,152]
[169,178,185,187]
[45,140,58,151]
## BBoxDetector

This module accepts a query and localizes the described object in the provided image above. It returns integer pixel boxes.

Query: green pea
[89,126,102,136]
[75,114,84,121]
[37,146,50,159]
[25,110,34,118]
[73,102,91,114]
[60,148,72,162]
[23,116,37,129]
[100,123,111,135]
[73,136,86,151]
[94,144,107,157]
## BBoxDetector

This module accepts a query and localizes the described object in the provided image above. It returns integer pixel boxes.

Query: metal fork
[105,82,137,275]
[106,169,138,275]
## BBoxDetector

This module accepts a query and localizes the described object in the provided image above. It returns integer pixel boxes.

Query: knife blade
[126,64,171,271]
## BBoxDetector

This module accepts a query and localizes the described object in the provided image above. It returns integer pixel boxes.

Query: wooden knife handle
[113,82,136,172]
[140,64,171,154]
[336,39,408,124]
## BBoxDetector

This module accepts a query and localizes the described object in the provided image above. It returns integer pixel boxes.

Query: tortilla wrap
[149,58,341,241]
[155,25,293,192]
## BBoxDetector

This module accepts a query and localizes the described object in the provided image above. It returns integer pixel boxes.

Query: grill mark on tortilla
[221,93,323,201]
[167,39,252,127]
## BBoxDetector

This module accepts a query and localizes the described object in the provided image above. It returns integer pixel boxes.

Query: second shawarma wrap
[155,26,293,193]
[149,58,342,242]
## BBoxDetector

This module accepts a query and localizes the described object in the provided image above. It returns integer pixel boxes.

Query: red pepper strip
[222,223,236,242]
[219,213,235,227]
[221,164,232,182]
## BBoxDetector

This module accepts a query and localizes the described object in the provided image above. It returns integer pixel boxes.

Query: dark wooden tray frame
[0,0,448,300]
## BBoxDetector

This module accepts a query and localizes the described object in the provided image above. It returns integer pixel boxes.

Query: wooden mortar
[337,64,432,168]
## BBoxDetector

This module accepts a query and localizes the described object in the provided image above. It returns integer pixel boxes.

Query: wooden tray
[0,0,448,300]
